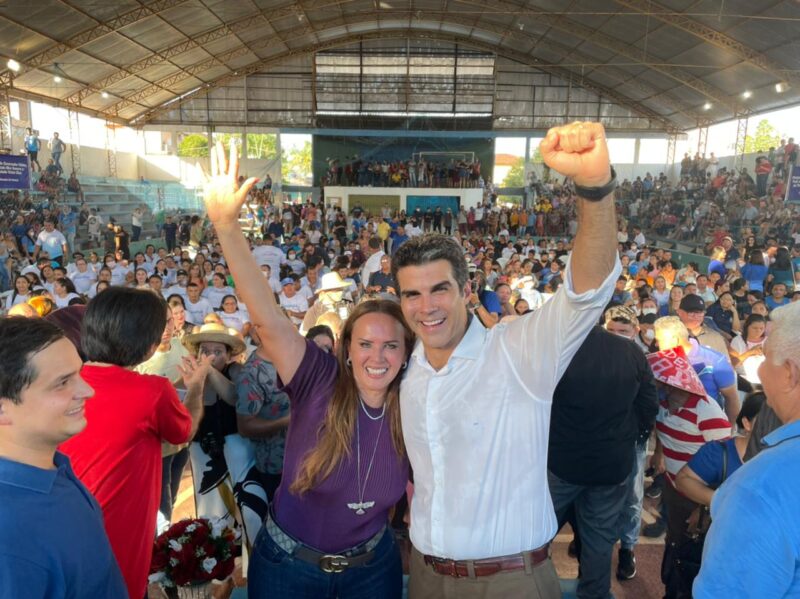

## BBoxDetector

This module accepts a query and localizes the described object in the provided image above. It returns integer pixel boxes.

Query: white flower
[209,517,228,539]
[168,540,182,552]
[148,572,167,584]
[202,557,217,573]
[185,523,198,533]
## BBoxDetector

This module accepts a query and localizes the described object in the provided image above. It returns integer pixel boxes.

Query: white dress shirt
[400,259,620,560]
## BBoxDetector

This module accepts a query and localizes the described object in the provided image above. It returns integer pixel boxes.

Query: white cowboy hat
[182,322,246,356]
[316,272,351,294]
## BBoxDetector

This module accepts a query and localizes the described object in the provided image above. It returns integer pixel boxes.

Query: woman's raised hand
[203,141,259,231]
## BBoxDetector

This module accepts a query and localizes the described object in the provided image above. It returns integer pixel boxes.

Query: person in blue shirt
[468,269,502,327]
[390,225,410,255]
[738,249,768,293]
[694,301,800,598]
[675,392,765,506]
[765,282,791,312]
[24,127,41,172]
[0,317,127,598]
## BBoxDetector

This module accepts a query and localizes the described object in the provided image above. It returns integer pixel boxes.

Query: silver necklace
[359,397,386,421]
[347,403,385,515]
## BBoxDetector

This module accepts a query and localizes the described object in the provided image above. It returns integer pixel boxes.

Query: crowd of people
[322,155,484,188]
[0,122,799,599]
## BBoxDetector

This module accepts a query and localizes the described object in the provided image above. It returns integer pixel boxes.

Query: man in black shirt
[548,309,658,598]
[367,254,397,296]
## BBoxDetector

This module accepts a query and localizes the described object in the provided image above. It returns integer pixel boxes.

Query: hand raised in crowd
[177,354,214,390]
[203,141,259,230]
[539,121,611,187]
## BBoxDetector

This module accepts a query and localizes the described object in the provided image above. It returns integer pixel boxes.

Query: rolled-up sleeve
[501,256,621,399]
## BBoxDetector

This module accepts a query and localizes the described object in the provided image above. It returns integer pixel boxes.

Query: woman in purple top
[203,141,413,598]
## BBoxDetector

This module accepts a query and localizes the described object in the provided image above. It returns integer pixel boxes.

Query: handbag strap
[720,440,729,484]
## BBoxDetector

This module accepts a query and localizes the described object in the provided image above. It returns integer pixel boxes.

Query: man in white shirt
[278,277,308,326]
[406,220,423,238]
[251,237,284,277]
[359,237,385,292]
[184,282,214,326]
[33,218,68,267]
[393,121,620,598]
[68,258,97,295]
[632,226,646,247]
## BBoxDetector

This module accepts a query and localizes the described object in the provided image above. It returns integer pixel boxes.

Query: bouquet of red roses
[149,517,239,588]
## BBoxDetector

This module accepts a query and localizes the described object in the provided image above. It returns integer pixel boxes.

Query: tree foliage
[246,134,278,159]
[177,134,209,158]
[502,157,526,188]
[282,141,313,185]
[743,119,783,154]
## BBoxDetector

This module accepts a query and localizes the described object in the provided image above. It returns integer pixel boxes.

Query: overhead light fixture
[742,90,752,99]
[7,59,20,72]
[775,82,786,93]
[703,102,712,110]
[101,91,109,98]
[54,75,62,83]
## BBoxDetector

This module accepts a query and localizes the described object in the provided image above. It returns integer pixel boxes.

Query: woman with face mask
[285,249,305,275]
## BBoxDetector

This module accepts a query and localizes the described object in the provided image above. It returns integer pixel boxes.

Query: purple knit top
[273,340,409,553]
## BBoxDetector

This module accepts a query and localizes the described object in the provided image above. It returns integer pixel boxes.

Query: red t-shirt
[60,365,192,599]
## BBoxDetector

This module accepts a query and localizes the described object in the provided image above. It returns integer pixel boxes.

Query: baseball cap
[678,294,706,313]
[176,269,188,277]
[280,277,295,286]
[604,305,638,325]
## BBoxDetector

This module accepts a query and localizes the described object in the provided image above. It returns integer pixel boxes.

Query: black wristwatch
[573,167,617,201]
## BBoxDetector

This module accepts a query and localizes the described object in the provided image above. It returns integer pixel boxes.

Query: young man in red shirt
[60,288,210,599]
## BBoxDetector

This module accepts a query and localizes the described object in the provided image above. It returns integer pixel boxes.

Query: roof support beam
[613,0,800,90]
[0,0,192,78]
[62,0,337,108]
[443,0,742,114]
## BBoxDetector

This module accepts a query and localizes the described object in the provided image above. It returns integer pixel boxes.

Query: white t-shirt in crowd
[202,286,235,310]
[279,292,309,326]
[252,245,284,276]
[217,309,250,333]
[69,270,97,295]
[185,297,214,325]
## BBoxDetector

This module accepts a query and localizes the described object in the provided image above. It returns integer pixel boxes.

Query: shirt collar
[0,451,71,494]
[411,313,486,369]
[763,419,800,447]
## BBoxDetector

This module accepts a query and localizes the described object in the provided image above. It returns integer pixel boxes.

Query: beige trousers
[408,546,562,599]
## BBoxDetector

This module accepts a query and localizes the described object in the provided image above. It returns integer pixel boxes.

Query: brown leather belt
[423,544,550,578]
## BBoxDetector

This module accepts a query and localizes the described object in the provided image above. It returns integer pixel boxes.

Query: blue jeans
[248,524,402,599]
[548,471,629,599]
[617,443,647,550]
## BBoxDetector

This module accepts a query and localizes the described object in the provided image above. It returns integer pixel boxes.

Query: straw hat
[316,271,350,294]
[182,322,246,356]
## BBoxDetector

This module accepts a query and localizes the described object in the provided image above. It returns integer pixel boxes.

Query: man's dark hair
[368,237,381,250]
[0,317,65,404]
[306,324,335,345]
[81,287,167,367]
[392,233,468,292]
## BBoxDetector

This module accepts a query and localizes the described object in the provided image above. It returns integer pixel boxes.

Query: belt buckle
[319,554,349,573]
